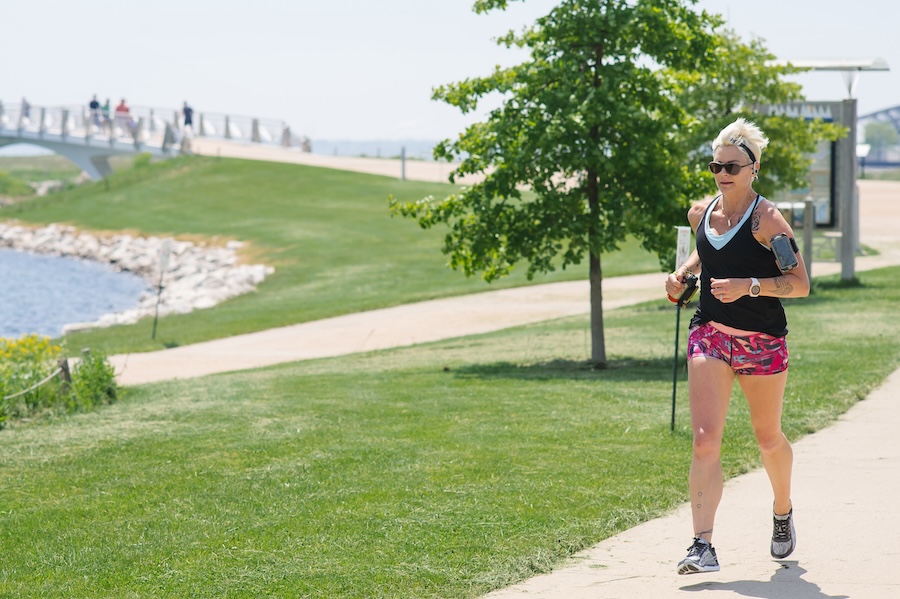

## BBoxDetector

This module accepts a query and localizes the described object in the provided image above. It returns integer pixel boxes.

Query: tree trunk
[589,250,606,367]
[586,158,606,367]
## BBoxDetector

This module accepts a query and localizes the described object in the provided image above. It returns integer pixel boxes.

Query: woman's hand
[709,277,745,303]
[666,270,687,302]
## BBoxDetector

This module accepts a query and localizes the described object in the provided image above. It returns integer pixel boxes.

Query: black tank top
[689,195,788,337]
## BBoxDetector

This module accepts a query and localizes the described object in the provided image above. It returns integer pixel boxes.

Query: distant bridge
[0,100,308,180]
[858,105,900,167]
[860,105,900,130]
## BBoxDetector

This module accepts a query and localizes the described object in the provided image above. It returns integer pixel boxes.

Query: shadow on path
[680,562,849,599]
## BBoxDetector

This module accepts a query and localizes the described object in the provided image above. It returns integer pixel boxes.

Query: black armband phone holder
[771,233,799,272]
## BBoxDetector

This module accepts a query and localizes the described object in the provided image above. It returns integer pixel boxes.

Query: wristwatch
[749,277,761,298]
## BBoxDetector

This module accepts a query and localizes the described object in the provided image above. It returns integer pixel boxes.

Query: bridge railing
[0,100,304,150]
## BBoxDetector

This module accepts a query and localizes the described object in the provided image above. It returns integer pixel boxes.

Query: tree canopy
[390,0,842,366]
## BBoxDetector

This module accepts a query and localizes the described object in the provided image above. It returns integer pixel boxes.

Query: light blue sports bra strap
[704,194,761,250]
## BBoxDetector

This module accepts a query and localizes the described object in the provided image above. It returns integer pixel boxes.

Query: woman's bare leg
[687,356,736,542]
[739,371,793,514]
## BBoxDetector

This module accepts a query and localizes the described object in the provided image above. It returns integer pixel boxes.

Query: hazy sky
[2,0,896,142]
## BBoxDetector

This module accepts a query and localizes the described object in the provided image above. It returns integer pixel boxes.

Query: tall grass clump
[0,334,117,426]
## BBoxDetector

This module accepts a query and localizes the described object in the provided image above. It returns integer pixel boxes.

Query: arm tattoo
[773,276,794,296]
[751,211,761,232]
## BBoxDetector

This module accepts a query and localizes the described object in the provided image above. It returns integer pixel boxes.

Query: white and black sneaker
[771,509,796,559]
[677,537,720,574]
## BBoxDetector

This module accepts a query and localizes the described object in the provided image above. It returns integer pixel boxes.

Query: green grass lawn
[0,155,661,355]
[0,267,897,598]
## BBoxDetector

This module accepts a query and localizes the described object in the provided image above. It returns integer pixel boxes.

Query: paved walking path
[112,145,900,597]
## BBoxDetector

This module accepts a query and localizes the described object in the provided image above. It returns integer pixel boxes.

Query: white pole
[675,225,692,270]
[152,240,173,340]
[401,146,406,181]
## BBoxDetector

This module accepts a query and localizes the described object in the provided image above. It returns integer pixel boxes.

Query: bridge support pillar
[52,147,113,180]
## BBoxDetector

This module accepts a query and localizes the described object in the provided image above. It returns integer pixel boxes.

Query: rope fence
[2,358,70,401]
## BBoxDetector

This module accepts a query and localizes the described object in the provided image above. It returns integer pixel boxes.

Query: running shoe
[771,509,796,559]
[677,537,720,574]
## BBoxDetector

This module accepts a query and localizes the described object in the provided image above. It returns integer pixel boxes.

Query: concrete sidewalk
[111,273,661,386]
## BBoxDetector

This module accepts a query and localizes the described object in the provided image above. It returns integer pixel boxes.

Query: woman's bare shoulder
[753,197,794,240]
[687,196,714,227]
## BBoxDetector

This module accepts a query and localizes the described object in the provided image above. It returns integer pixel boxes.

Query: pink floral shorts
[687,322,789,376]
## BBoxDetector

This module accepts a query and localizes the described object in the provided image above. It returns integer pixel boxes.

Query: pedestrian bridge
[0,100,308,180]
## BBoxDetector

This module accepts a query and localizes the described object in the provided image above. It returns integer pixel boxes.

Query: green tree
[864,121,899,161]
[392,0,720,367]
[390,2,841,367]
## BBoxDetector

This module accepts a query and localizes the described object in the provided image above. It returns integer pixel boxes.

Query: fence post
[162,122,176,153]
[133,117,144,149]
[83,106,92,140]
[39,107,47,137]
[57,358,71,393]
[251,118,260,143]
[225,116,232,139]
[803,196,815,280]
[281,125,291,147]
[61,109,69,138]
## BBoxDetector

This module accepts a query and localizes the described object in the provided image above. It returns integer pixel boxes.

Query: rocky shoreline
[0,222,274,334]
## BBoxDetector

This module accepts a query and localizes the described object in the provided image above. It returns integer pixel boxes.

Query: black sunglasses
[708,162,753,175]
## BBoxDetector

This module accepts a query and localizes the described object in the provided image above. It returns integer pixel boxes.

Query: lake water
[0,248,150,339]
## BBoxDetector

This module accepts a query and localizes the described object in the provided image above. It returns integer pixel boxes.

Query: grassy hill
[0,155,662,354]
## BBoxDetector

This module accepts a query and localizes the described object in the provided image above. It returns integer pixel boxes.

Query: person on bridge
[665,118,810,575]
[114,99,133,137]
[182,101,194,132]
[101,98,111,130]
[89,95,101,127]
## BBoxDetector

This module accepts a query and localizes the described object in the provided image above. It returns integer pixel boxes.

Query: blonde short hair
[712,117,769,164]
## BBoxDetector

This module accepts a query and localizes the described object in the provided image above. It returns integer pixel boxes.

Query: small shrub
[0,335,117,427]
[133,152,153,169]
[70,349,117,410]
[0,334,63,420]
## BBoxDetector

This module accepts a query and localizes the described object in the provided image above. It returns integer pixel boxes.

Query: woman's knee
[692,430,723,460]
[754,428,788,455]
